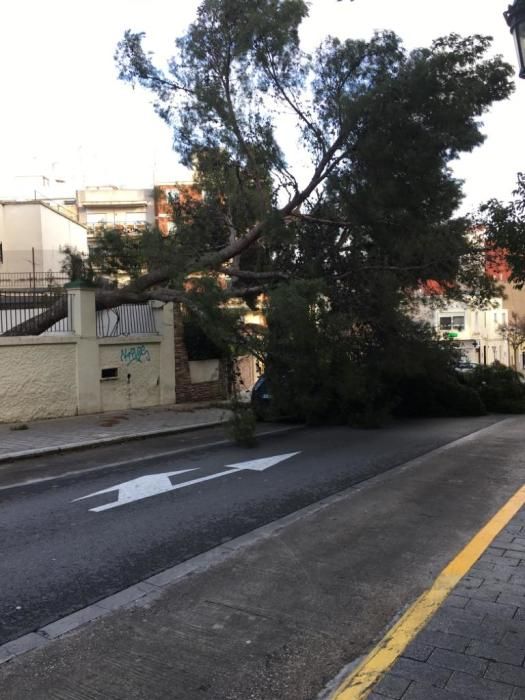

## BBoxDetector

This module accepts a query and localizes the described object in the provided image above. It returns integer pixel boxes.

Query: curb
[0,419,229,464]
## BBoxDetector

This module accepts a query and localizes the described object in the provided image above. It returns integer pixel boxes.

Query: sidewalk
[0,416,524,699]
[0,403,231,462]
[364,505,525,700]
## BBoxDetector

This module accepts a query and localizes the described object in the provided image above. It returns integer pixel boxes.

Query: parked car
[455,360,478,373]
[251,375,272,419]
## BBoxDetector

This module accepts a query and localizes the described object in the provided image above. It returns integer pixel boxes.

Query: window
[0,242,3,264]
[87,212,109,225]
[101,367,118,380]
[114,212,147,225]
[164,188,180,202]
[127,212,147,224]
[439,315,465,331]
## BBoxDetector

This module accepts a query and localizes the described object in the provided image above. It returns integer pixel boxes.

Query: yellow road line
[332,483,525,700]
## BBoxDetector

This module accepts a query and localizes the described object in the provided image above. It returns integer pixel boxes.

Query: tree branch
[0,278,270,337]
[221,268,290,281]
[287,212,352,227]
[1,296,68,337]
[191,132,346,269]
[263,47,327,152]
[221,44,267,207]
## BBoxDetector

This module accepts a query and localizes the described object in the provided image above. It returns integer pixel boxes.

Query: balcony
[87,222,148,238]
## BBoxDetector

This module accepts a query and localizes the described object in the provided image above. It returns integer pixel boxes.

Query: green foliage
[262,282,488,424]
[393,376,486,418]
[60,246,95,284]
[115,10,514,309]
[227,400,258,447]
[263,284,525,419]
[461,364,525,413]
[183,315,226,360]
[105,5,518,425]
[89,227,180,280]
[480,174,525,288]
[263,280,348,424]
[373,320,486,419]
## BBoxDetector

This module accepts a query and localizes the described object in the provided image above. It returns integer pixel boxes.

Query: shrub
[227,401,258,447]
[461,364,525,413]
[183,317,226,360]
[262,282,492,425]
[394,375,486,418]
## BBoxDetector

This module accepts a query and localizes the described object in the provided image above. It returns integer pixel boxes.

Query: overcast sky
[1,0,523,213]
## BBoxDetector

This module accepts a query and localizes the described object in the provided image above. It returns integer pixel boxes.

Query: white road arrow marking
[73,469,197,512]
[225,452,301,472]
[73,452,301,513]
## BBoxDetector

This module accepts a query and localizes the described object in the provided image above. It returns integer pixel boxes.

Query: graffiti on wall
[120,345,151,366]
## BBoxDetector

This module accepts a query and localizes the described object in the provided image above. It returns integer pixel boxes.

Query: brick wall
[173,304,228,403]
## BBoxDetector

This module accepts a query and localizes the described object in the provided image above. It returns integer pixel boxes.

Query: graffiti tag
[120,345,151,366]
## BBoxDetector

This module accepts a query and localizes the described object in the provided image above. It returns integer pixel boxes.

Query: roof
[0,199,86,228]
[79,201,149,208]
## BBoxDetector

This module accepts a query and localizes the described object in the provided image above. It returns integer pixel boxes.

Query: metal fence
[0,271,70,290]
[96,303,158,338]
[0,290,73,335]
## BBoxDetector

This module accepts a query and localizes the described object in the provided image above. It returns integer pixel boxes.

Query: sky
[1,0,524,213]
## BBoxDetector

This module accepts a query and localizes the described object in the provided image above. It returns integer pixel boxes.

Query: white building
[420,300,510,367]
[0,200,88,284]
[76,186,155,240]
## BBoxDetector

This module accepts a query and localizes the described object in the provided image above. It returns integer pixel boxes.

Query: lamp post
[504,0,525,78]
[472,340,481,364]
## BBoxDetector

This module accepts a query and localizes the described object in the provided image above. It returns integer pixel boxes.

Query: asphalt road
[0,415,503,646]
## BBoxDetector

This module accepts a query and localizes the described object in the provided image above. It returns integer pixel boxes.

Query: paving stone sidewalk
[368,506,525,700]
[0,403,231,461]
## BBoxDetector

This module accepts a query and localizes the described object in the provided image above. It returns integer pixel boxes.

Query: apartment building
[154,182,201,236]
[76,186,156,248]
[422,301,510,366]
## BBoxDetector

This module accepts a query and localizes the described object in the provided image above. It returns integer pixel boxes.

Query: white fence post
[152,301,176,405]
[67,283,101,415]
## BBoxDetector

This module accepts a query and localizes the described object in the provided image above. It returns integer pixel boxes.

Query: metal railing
[0,271,70,290]
[97,303,158,338]
[0,290,73,335]
[87,222,147,237]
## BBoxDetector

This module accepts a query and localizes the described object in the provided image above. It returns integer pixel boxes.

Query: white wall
[189,359,220,384]
[0,296,176,424]
[40,203,88,271]
[99,340,162,411]
[0,203,42,273]
[0,337,78,422]
[425,300,510,366]
[0,202,88,275]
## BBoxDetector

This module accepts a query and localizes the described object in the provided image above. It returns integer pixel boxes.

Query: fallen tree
[4,0,516,408]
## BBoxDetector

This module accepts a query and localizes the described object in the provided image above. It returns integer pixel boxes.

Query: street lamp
[504,0,525,78]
